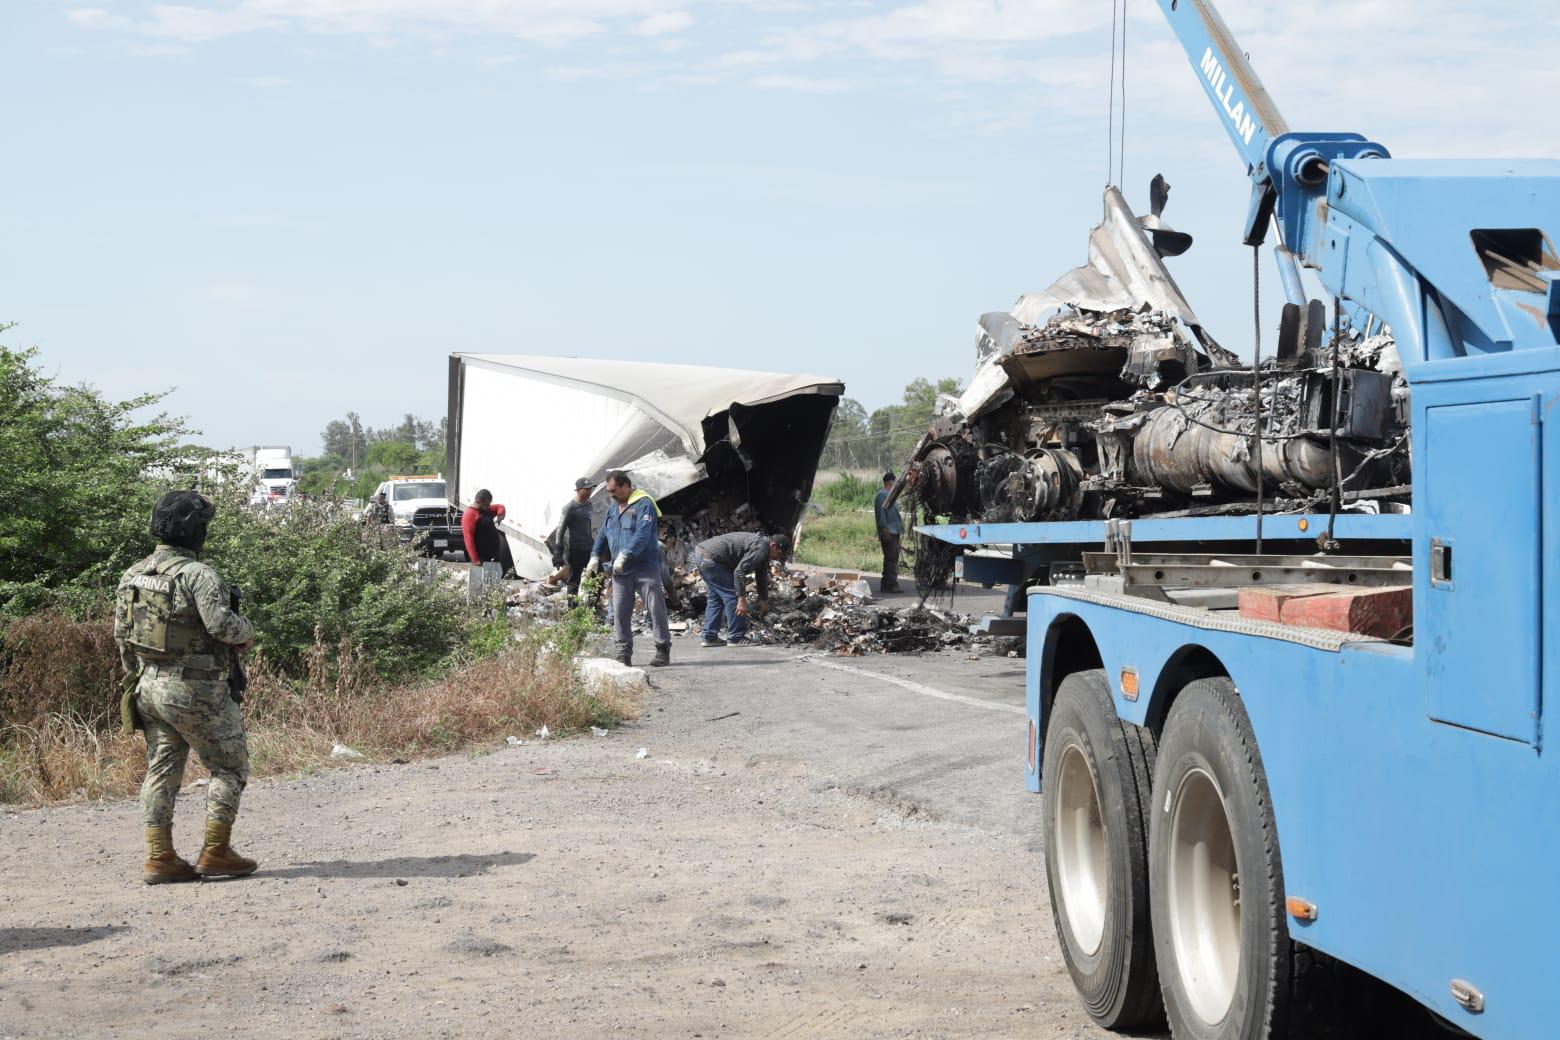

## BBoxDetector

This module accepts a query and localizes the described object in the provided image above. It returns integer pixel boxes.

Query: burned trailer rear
[446,354,842,580]
[893,182,1410,593]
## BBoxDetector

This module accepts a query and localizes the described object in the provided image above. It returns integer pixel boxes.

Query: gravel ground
[0,642,1118,1040]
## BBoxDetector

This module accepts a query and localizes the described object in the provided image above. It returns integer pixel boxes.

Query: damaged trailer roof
[455,354,843,458]
[447,354,843,579]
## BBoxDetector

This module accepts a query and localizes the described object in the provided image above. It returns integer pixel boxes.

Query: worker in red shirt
[462,489,515,576]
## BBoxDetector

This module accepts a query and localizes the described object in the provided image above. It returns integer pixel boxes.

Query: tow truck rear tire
[1150,677,1311,1040]
[1042,669,1163,1030]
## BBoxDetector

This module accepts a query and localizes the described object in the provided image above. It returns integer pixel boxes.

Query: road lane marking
[794,654,1027,715]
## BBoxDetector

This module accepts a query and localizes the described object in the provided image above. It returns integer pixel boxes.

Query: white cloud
[66,7,128,30]
[66,1,683,45]
[206,281,267,306]
[56,0,1560,156]
[634,11,694,36]
[127,40,195,59]
[749,74,852,94]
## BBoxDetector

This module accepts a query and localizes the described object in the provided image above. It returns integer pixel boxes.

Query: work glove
[584,558,601,575]
[614,551,629,572]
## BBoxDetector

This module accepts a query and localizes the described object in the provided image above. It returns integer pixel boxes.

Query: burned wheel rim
[1166,766,1242,1025]
[1054,741,1108,956]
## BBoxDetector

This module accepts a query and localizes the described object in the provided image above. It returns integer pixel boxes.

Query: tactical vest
[120,556,217,662]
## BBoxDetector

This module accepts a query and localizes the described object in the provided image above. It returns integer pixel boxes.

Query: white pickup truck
[368,476,463,557]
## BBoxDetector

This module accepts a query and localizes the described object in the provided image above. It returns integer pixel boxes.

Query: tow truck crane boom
[1155,0,1560,367]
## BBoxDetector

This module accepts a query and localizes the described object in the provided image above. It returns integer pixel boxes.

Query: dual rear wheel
[1041,670,1162,1029]
[1044,671,1324,1040]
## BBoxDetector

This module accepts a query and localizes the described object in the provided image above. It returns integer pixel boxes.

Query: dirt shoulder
[1,649,1108,1040]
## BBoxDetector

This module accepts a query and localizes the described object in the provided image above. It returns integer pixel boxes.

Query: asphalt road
[648,638,1034,837]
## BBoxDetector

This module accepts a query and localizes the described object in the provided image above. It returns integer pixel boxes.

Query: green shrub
[200,493,470,679]
[815,472,878,511]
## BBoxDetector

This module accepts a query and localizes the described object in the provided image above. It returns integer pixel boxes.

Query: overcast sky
[5,0,1558,454]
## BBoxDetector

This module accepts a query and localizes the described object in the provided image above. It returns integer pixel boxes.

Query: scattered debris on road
[488,560,1000,656]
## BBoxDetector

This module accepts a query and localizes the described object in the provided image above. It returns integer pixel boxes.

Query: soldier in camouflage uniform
[114,490,258,884]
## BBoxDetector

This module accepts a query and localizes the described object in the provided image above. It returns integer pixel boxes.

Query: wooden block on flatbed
[1278,585,1412,638]
[1237,583,1342,623]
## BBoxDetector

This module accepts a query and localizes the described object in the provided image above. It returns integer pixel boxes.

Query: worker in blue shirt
[873,471,904,594]
[587,470,672,668]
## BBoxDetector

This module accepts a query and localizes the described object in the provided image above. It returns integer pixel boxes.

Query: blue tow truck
[916,2,1560,1037]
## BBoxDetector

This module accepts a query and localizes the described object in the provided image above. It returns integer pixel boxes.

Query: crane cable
[1118,0,1127,187]
[1252,244,1264,554]
[1106,0,1128,187]
[1106,0,1118,185]
[1325,297,1344,550]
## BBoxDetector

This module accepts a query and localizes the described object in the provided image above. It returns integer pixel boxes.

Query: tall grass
[0,607,636,806]
[814,472,879,510]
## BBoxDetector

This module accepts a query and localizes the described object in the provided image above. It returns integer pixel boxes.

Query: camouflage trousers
[137,674,249,828]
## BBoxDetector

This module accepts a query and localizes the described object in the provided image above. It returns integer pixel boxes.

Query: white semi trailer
[445,355,843,579]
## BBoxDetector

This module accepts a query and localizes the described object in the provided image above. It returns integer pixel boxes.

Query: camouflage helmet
[150,490,216,550]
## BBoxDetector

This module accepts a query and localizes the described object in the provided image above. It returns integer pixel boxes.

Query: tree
[814,377,964,476]
[0,332,205,616]
[901,376,962,415]
[321,412,367,470]
[820,397,867,470]
[366,440,421,473]
[322,420,352,460]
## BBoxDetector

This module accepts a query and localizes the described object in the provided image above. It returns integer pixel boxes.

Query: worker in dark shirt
[461,489,515,577]
[551,478,596,606]
[693,531,790,647]
[873,471,904,594]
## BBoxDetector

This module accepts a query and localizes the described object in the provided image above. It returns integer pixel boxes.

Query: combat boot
[615,645,632,666]
[143,826,197,885]
[194,820,258,878]
[649,643,671,668]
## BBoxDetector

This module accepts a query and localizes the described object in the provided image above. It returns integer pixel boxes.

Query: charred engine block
[897,182,1411,530]
[1106,366,1397,498]
[904,313,1408,526]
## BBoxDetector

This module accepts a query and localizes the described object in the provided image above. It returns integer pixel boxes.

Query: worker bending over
[694,531,789,648]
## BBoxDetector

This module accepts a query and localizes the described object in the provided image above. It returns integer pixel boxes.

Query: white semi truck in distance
[244,445,297,505]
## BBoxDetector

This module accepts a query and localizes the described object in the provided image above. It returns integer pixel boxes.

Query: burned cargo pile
[894,181,1410,532]
[658,501,764,614]
[747,570,987,654]
[576,562,992,655]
